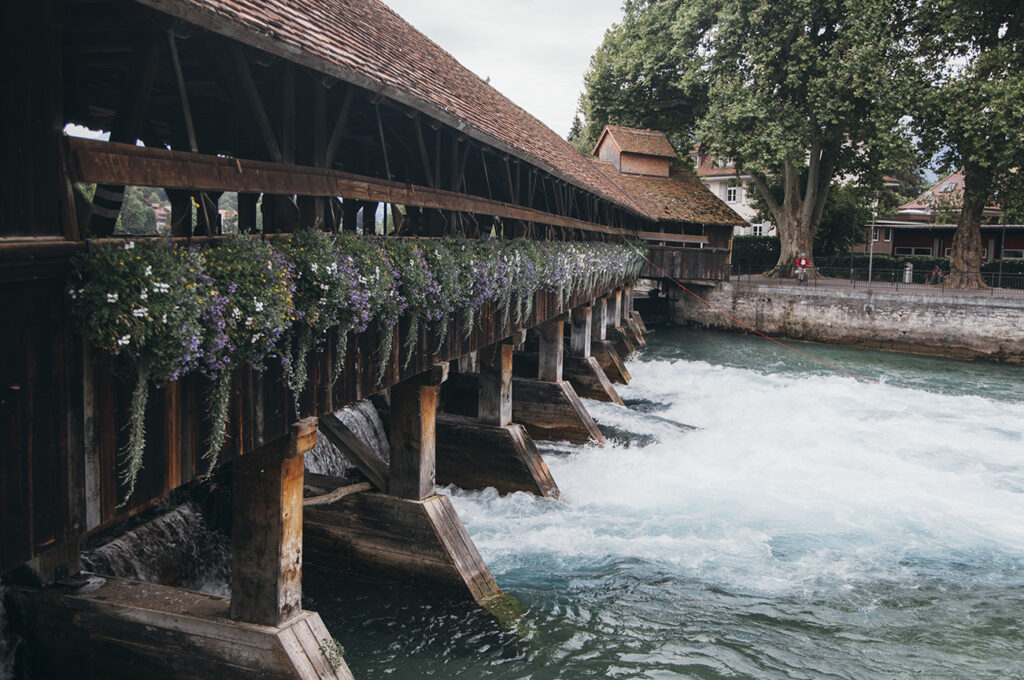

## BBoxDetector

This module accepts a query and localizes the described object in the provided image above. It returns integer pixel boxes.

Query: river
[307,327,1024,679]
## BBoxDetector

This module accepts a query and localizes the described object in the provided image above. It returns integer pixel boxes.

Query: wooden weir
[0,1,661,677]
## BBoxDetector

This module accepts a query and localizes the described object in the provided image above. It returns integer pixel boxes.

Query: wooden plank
[230,419,315,627]
[636,230,709,244]
[538,319,563,382]
[563,356,624,406]
[319,412,389,492]
[592,297,608,342]
[67,138,635,237]
[435,415,558,497]
[591,339,632,385]
[388,383,437,500]
[570,305,592,358]
[477,343,512,426]
[511,378,604,445]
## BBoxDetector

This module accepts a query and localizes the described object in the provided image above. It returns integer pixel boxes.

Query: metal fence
[729,264,1024,295]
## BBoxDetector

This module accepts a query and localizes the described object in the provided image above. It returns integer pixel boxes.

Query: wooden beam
[221,45,282,163]
[231,418,316,627]
[324,85,354,168]
[592,297,608,342]
[636,230,710,245]
[318,413,389,492]
[389,382,437,501]
[478,343,513,427]
[67,139,635,237]
[538,319,563,382]
[570,305,592,358]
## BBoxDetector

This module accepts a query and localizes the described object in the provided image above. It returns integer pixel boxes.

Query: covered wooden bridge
[2,1,674,678]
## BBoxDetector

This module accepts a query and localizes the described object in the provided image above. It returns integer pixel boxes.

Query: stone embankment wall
[669,283,1024,364]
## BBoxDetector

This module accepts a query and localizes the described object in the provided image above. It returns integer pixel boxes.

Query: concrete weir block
[435,413,559,498]
[13,575,353,679]
[304,490,516,614]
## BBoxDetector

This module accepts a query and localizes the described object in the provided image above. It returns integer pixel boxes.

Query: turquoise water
[308,327,1024,679]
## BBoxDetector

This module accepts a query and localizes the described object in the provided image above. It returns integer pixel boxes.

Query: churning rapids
[311,328,1024,679]
[3,327,1023,679]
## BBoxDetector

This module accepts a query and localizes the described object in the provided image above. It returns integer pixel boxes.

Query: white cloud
[384,0,623,138]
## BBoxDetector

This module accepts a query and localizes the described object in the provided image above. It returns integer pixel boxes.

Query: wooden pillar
[389,382,437,500]
[570,305,592,358]
[592,297,608,341]
[166,189,192,236]
[538,318,564,382]
[341,197,359,232]
[231,418,316,627]
[457,350,478,374]
[478,343,513,426]
[609,290,623,331]
[623,285,633,317]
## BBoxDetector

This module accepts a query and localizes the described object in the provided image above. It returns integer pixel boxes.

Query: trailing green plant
[69,235,645,494]
[335,234,405,384]
[278,230,365,414]
[201,236,295,471]
[69,239,207,503]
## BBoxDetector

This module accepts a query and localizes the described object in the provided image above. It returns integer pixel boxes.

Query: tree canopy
[911,0,1024,287]
[578,0,917,276]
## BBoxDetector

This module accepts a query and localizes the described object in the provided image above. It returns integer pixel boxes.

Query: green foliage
[68,239,208,502]
[981,259,1024,275]
[115,186,158,235]
[910,0,1024,281]
[70,236,646,491]
[815,184,874,257]
[580,0,917,268]
[731,236,781,267]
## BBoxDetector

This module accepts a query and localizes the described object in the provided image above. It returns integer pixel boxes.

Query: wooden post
[609,290,623,331]
[592,297,608,341]
[389,382,437,500]
[538,319,564,382]
[623,285,633,318]
[231,418,316,627]
[478,343,513,426]
[570,305,592,358]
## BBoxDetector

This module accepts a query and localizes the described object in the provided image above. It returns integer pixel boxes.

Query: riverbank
[665,280,1024,364]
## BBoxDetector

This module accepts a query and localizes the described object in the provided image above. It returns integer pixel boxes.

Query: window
[982,248,988,259]
[1003,249,1024,259]
[727,187,738,203]
[883,228,891,242]
[872,227,880,241]
[939,181,957,193]
[895,247,933,256]
[752,224,764,236]
[944,248,952,257]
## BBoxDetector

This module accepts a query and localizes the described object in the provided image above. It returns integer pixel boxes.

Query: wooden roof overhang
[50,0,656,243]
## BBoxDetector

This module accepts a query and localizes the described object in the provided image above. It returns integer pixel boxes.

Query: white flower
[144,265,152,277]
[106,293,119,303]
[161,313,167,323]
[310,263,318,273]
[254,300,264,312]
[153,282,170,293]
[139,289,148,301]
[319,283,329,291]
[123,241,135,250]
[251,332,262,344]
[327,262,338,274]
[232,307,241,319]
[132,307,147,318]
[245,317,253,326]
[117,334,131,346]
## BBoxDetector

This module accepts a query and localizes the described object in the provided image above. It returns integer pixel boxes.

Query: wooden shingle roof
[135,0,652,217]
[593,125,678,159]
[591,160,746,227]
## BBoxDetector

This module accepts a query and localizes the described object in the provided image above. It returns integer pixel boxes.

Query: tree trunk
[947,165,989,289]
[768,206,816,278]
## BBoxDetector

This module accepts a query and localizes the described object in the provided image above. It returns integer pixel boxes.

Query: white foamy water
[451,355,1024,598]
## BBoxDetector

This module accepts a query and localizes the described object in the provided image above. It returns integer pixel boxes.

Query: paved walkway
[729,274,1024,300]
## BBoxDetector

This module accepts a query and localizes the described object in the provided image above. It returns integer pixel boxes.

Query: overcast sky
[384,0,624,139]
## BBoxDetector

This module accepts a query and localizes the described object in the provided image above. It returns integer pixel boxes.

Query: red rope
[644,257,879,384]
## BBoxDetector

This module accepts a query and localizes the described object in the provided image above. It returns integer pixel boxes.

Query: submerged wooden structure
[0,2,718,678]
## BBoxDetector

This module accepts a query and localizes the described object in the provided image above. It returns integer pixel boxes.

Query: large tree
[912,1,1024,288]
[579,0,916,276]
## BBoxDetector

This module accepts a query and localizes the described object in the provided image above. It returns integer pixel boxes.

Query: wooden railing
[640,245,731,282]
